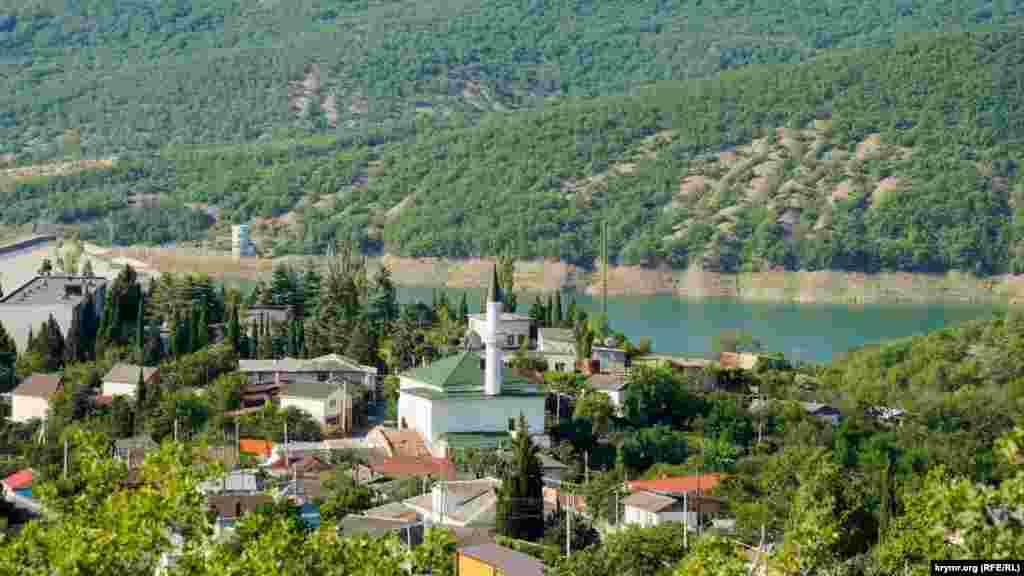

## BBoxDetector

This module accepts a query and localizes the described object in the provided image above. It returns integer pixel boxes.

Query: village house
[9,373,62,423]
[199,470,260,495]
[802,402,842,426]
[243,304,291,327]
[592,343,629,373]
[397,272,546,458]
[0,274,107,353]
[624,474,726,531]
[208,493,273,531]
[536,328,576,373]
[403,478,501,528]
[632,354,718,391]
[101,364,160,398]
[338,515,425,547]
[114,435,159,468]
[456,542,546,576]
[238,354,379,394]
[277,379,363,431]
[465,310,531,350]
[586,372,630,410]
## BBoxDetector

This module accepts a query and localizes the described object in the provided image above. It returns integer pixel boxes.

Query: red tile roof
[12,373,62,398]
[370,457,456,480]
[626,473,724,495]
[239,438,273,458]
[2,468,33,491]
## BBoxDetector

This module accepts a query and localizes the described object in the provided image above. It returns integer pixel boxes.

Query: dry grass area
[0,158,115,181]
[106,246,275,279]
[582,264,676,296]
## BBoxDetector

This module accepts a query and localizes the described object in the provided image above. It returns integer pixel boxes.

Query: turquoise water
[397,287,1006,364]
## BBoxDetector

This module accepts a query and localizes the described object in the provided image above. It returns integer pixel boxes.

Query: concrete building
[465,312,531,350]
[231,224,255,258]
[537,328,576,373]
[9,373,62,423]
[397,268,546,458]
[0,274,106,352]
[278,379,358,429]
[102,364,160,398]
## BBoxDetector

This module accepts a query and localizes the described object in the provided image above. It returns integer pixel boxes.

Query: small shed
[456,542,546,576]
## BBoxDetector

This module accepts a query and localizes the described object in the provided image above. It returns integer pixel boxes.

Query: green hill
[1,0,1022,159]
[2,26,1024,277]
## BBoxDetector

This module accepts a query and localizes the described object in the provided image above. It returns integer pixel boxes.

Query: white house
[9,373,62,422]
[101,364,159,398]
[278,380,353,427]
[587,372,629,409]
[622,491,688,528]
[537,328,576,373]
[398,269,546,458]
[466,312,531,350]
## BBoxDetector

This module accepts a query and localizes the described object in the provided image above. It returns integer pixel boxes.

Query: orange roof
[2,469,33,491]
[626,473,724,495]
[239,439,273,457]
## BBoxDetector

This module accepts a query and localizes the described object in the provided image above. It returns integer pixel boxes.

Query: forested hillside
[2,0,1022,159]
[1,3,1023,275]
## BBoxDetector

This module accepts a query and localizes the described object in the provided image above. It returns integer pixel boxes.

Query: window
[507,335,515,347]
[328,398,336,408]
[555,363,566,372]
[317,372,328,382]
[401,417,408,429]
[518,334,525,345]
[508,418,516,432]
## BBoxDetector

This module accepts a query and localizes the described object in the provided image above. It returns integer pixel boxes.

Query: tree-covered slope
[1,0,1023,159]
[3,29,1024,277]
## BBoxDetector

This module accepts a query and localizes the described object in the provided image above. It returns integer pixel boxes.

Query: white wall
[468,317,530,348]
[280,396,326,424]
[624,506,659,528]
[543,353,575,373]
[599,389,625,409]
[11,395,48,422]
[102,380,137,398]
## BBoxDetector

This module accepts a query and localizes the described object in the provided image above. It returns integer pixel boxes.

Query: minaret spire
[485,263,503,396]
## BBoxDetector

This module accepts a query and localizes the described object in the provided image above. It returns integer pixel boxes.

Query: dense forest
[1,3,1023,275]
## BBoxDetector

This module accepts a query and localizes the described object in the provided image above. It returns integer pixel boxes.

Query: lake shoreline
[61,245,1023,306]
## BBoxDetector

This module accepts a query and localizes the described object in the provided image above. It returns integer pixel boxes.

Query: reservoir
[397,286,1005,364]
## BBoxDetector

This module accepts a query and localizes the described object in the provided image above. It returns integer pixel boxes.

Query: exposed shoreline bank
[53,245,1023,306]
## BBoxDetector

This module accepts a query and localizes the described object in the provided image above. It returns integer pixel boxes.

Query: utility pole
[174,418,179,443]
[566,503,572,557]
[63,437,68,479]
[602,220,608,317]
[683,490,688,549]
[235,419,240,470]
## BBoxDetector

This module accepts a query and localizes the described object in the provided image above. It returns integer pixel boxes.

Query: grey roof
[622,490,679,513]
[802,402,841,415]
[0,275,107,307]
[0,275,106,353]
[238,354,376,374]
[539,328,575,343]
[339,514,420,538]
[104,364,159,384]
[280,380,341,400]
[537,454,568,470]
[459,543,546,576]
[362,501,422,521]
[12,373,62,398]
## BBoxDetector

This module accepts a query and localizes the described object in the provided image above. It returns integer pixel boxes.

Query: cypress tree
[496,414,544,541]
[195,304,209,350]
[546,293,554,327]
[65,307,82,364]
[135,294,145,364]
[554,291,563,327]
[80,293,98,360]
[136,366,147,426]
[227,304,241,353]
[250,319,260,360]
[566,296,577,326]
[458,292,469,322]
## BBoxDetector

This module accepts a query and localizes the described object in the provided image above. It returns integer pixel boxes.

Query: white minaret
[484,265,503,396]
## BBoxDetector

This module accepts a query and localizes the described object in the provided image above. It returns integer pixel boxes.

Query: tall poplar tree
[554,291,563,327]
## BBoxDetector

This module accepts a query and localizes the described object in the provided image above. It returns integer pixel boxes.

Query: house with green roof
[397,267,547,458]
